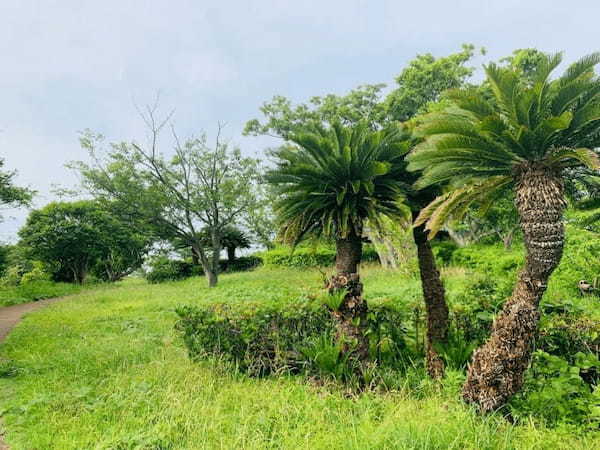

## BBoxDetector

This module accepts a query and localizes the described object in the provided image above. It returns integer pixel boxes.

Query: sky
[2,0,600,241]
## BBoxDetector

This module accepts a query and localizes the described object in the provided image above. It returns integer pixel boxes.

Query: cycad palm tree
[407,52,600,411]
[267,121,410,359]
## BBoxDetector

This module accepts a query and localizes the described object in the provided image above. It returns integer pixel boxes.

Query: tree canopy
[19,200,149,283]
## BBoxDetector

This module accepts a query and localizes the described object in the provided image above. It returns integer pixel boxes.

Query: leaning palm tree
[407,52,600,412]
[267,121,410,360]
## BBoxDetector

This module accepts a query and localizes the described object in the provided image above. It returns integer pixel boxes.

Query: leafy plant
[511,351,600,427]
[318,288,347,311]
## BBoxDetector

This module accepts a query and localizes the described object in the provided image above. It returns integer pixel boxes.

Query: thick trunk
[463,165,566,412]
[328,230,369,361]
[335,231,362,273]
[412,211,449,379]
[227,246,236,262]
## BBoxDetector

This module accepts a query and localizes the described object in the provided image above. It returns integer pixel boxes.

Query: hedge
[175,298,409,378]
[258,245,380,268]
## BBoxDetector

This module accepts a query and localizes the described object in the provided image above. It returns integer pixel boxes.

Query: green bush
[258,245,379,268]
[511,351,600,428]
[223,256,262,272]
[450,244,522,276]
[145,257,200,284]
[20,261,51,284]
[431,240,458,266]
[175,297,409,380]
[146,255,262,284]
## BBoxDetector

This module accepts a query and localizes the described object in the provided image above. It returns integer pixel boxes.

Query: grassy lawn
[0,267,598,449]
[0,281,85,307]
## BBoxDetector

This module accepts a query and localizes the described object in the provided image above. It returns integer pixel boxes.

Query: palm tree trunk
[328,229,369,361]
[412,210,449,379]
[463,165,566,412]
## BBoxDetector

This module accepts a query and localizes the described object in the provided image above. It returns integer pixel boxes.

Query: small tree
[246,46,480,378]
[267,121,410,360]
[19,201,147,283]
[218,227,251,262]
[73,106,261,287]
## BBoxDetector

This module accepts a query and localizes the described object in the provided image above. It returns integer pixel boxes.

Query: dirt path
[0,298,63,342]
[0,297,64,449]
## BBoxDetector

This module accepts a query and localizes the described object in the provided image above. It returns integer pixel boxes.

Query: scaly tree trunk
[327,229,369,361]
[463,165,566,412]
[412,210,449,379]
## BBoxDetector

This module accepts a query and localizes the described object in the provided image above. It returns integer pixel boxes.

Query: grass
[0,280,86,307]
[0,266,598,449]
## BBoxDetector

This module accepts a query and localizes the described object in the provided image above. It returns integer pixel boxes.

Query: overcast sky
[1,0,600,241]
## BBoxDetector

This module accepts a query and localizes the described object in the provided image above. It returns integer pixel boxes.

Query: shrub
[145,257,200,284]
[450,244,522,276]
[511,351,600,428]
[222,256,262,272]
[431,240,458,266]
[258,245,379,268]
[20,261,51,284]
[175,297,409,380]
[0,266,22,287]
[146,255,262,284]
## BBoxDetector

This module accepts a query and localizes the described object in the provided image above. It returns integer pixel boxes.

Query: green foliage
[175,299,335,377]
[145,256,262,284]
[434,327,479,371]
[20,261,51,284]
[145,256,201,284]
[245,46,481,138]
[175,297,409,381]
[223,256,262,272]
[543,226,600,301]
[317,288,347,311]
[73,122,262,286]
[450,244,522,276]
[299,333,350,380]
[0,244,10,276]
[385,44,479,121]
[258,245,379,268]
[2,267,600,447]
[0,158,34,214]
[409,51,600,237]
[0,280,85,307]
[18,200,148,283]
[244,84,390,138]
[511,351,600,427]
[267,121,411,244]
[431,240,459,265]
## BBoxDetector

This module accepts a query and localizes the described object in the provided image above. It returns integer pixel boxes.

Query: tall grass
[0,268,597,449]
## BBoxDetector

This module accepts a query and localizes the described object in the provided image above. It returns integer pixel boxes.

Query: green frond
[418,176,512,239]
[268,121,411,242]
[411,51,600,196]
[532,52,563,84]
[558,52,600,86]
[444,88,495,118]
[547,147,600,170]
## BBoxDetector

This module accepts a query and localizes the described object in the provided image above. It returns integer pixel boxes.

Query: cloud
[1,0,600,240]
